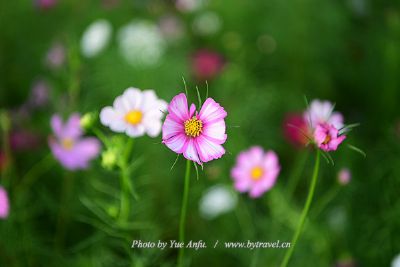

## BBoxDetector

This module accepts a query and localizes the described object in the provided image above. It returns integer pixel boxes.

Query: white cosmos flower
[199,184,237,220]
[392,254,400,267]
[81,19,112,58]
[303,99,344,130]
[100,88,167,138]
[117,20,165,67]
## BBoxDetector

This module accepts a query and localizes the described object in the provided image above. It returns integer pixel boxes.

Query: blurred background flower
[0,186,9,219]
[117,20,165,67]
[338,168,351,185]
[45,42,66,70]
[199,184,237,220]
[49,114,101,170]
[191,49,225,81]
[80,19,112,58]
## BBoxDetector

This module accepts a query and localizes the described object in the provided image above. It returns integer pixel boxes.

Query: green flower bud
[80,112,96,130]
[101,148,118,170]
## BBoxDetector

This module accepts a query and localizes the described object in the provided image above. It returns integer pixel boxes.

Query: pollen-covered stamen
[62,138,74,150]
[322,134,332,145]
[125,110,143,125]
[184,117,203,137]
[250,166,264,181]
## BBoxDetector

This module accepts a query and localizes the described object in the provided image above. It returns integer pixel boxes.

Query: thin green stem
[280,150,320,267]
[177,160,191,267]
[118,138,134,223]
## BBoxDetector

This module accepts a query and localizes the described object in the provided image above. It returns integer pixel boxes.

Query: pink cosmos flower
[191,49,225,81]
[338,168,351,185]
[304,99,344,130]
[231,146,280,198]
[314,123,346,152]
[49,114,101,170]
[0,186,9,219]
[162,93,227,164]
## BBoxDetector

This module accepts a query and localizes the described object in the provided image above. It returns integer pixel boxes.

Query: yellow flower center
[250,166,264,181]
[125,110,143,125]
[184,117,203,137]
[322,134,331,145]
[62,138,74,150]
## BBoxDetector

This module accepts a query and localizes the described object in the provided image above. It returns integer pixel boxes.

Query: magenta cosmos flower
[314,123,346,152]
[283,113,310,148]
[191,49,224,81]
[231,146,280,198]
[49,114,101,170]
[0,186,9,219]
[162,93,227,164]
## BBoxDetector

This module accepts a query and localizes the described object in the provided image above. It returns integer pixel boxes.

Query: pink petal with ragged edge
[162,114,185,140]
[328,135,346,151]
[182,138,201,164]
[163,133,188,154]
[194,135,225,163]
[202,119,227,144]
[167,93,190,122]
[198,98,227,124]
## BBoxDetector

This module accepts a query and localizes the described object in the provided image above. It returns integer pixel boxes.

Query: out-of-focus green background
[1,0,399,266]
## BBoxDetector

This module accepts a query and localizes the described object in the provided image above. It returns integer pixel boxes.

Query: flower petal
[202,119,227,144]
[167,93,189,122]
[162,114,184,140]
[199,98,227,124]
[51,114,63,138]
[100,107,126,132]
[183,138,201,164]
[123,87,142,110]
[125,125,145,137]
[73,138,101,162]
[63,113,82,139]
[194,135,225,163]
[144,118,162,137]
[163,133,188,154]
